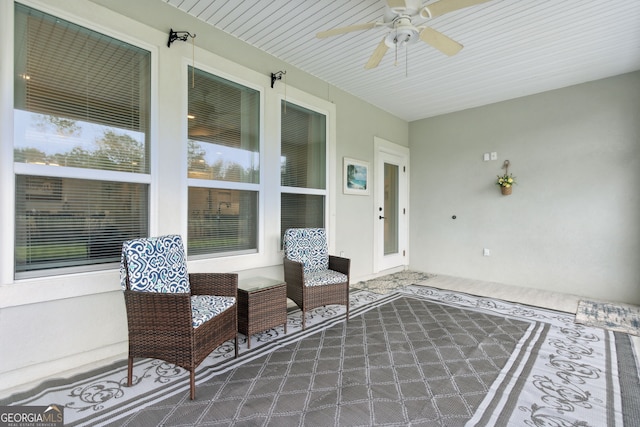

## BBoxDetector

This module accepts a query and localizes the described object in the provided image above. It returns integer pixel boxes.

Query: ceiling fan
[316,0,492,69]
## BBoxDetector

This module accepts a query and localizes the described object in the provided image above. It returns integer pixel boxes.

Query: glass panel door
[384,162,399,255]
[375,142,408,273]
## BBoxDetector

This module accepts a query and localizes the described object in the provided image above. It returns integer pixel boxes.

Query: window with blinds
[13,4,151,277]
[187,188,257,256]
[15,177,148,273]
[280,101,327,238]
[187,66,260,256]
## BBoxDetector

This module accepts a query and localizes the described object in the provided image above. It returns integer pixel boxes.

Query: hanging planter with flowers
[496,160,516,195]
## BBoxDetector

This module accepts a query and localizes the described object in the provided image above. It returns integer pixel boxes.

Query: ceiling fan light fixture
[385,27,420,48]
[385,17,420,48]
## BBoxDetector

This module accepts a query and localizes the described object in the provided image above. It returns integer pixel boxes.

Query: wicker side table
[238,277,287,349]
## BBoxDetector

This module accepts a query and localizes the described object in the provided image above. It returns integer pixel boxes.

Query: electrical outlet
[483,153,490,161]
[490,152,497,160]
[483,248,491,256]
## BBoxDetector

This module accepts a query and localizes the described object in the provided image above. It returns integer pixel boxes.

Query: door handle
[379,215,385,220]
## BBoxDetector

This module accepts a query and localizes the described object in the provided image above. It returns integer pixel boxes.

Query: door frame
[373,137,410,273]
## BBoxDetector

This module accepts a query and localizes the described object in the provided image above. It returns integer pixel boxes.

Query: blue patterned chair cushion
[120,235,190,293]
[304,270,348,287]
[283,228,329,274]
[191,296,236,328]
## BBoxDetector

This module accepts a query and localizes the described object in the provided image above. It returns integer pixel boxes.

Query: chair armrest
[123,290,193,331]
[283,257,304,287]
[189,273,238,298]
[329,255,350,276]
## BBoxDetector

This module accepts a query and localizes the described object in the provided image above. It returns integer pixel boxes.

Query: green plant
[496,173,516,188]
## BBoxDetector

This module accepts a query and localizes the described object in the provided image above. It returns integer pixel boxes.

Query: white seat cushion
[303,269,348,287]
[191,295,235,328]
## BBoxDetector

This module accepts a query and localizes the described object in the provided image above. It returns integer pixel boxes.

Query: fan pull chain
[405,43,409,78]
[284,71,287,114]
[191,35,196,88]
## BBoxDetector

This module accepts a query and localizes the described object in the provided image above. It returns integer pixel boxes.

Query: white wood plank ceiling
[165,0,640,121]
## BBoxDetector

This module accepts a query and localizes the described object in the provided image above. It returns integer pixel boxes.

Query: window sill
[0,270,120,309]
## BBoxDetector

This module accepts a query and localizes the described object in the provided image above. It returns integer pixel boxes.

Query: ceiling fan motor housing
[385,16,420,47]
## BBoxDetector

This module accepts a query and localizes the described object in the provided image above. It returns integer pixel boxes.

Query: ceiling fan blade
[422,0,492,18]
[365,37,389,69]
[316,22,378,38]
[386,0,407,9]
[419,27,463,56]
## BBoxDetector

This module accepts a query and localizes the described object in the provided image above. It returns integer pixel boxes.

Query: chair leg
[190,370,196,400]
[235,334,239,358]
[127,357,133,387]
[302,309,306,330]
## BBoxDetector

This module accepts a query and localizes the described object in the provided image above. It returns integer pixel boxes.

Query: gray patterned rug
[112,293,529,426]
[4,285,639,426]
[0,291,382,426]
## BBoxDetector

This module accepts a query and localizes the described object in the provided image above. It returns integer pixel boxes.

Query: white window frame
[11,2,156,280]
[277,93,337,253]
[179,52,336,269]
[184,62,263,260]
[180,55,271,272]
[0,0,158,305]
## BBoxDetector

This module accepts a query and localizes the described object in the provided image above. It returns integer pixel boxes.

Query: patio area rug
[575,299,640,336]
[0,291,382,426]
[3,285,639,426]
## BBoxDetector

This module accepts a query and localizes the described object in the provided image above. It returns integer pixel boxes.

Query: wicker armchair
[120,235,238,400]
[283,228,350,330]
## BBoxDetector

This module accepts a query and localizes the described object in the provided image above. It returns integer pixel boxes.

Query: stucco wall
[409,71,640,305]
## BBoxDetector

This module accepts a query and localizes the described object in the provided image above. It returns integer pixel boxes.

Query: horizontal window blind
[187,188,257,256]
[280,101,327,243]
[188,66,259,184]
[14,3,150,174]
[280,102,326,189]
[13,4,151,277]
[15,176,148,276]
[187,67,261,257]
[280,193,325,237]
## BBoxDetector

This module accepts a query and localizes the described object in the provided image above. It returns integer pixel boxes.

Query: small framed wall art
[343,157,370,195]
